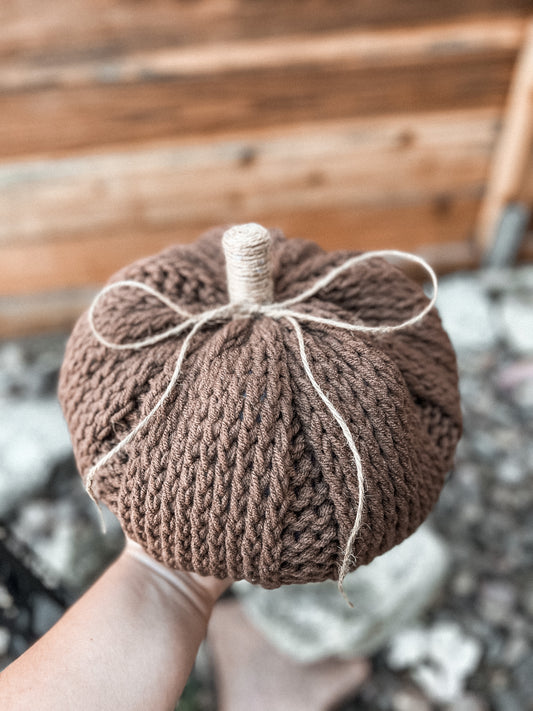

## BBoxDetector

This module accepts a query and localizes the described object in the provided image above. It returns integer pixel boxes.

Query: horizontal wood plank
[12,232,533,341]
[0,235,484,340]
[0,109,497,251]
[0,198,482,299]
[0,20,522,159]
[0,288,97,339]
[2,19,524,90]
[1,0,530,61]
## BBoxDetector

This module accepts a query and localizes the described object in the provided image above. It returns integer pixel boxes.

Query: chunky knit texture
[58,226,462,587]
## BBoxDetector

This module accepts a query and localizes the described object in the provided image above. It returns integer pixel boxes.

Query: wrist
[122,540,230,623]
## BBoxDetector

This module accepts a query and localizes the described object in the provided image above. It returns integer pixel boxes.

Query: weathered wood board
[1,2,532,336]
[2,0,531,59]
[1,109,496,293]
[0,19,523,159]
[477,20,533,248]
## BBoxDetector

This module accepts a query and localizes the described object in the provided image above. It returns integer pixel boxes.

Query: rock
[234,525,449,663]
[32,593,64,637]
[387,621,482,704]
[0,342,26,397]
[426,621,482,678]
[436,275,497,352]
[497,358,533,412]
[387,626,429,670]
[477,264,533,294]
[10,497,122,589]
[482,631,505,665]
[451,570,477,598]
[489,667,510,692]
[9,633,27,660]
[496,456,527,485]
[0,398,72,516]
[468,426,524,464]
[445,692,488,711]
[0,335,65,398]
[513,654,533,702]
[458,384,497,422]
[391,687,431,711]
[0,584,13,611]
[478,581,516,626]
[511,379,533,412]
[522,587,533,618]
[502,635,529,667]
[497,358,533,388]
[10,500,74,583]
[0,628,10,656]
[500,294,533,354]
[480,266,533,294]
[492,690,524,711]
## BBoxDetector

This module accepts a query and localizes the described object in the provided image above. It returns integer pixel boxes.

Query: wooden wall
[1,1,532,336]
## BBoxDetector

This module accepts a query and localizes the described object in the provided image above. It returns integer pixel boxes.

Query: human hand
[0,537,232,711]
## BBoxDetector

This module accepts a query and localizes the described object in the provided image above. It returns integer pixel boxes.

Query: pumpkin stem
[222,223,274,306]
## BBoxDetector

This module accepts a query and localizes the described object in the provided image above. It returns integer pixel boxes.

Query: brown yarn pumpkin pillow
[58,225,461,589]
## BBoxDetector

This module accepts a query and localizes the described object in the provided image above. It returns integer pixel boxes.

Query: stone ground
[0,266,532,710]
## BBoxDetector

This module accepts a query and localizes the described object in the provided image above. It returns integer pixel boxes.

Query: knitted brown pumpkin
[58,224,461,590]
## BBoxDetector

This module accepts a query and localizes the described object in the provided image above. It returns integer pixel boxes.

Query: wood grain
[0,288,97,339]
[476,20,533,248]
[0,109,497,249]
[1,0,530,60]
[2,19,523,89]
[0,198,482,299]
[1,5,531,337]
[0,231,484,340]
[0,19,522,159]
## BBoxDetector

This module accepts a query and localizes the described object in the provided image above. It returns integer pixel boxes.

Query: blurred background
[1,1,533,710]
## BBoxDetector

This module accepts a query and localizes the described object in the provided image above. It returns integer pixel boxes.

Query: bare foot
[208,599,370,711]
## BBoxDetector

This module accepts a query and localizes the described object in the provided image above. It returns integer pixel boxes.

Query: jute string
[86,224,438,605]
[222,223,274,305]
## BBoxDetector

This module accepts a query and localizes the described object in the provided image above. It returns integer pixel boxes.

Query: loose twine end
[85,473,107,534]
[338,579,355,609]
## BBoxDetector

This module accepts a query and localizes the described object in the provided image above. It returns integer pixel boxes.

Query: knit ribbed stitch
[58,226,462,587]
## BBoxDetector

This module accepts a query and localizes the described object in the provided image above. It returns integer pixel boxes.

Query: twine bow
[86,247,437,604]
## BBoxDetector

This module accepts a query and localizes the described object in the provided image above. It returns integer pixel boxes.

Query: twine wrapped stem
[222,223,274,306]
